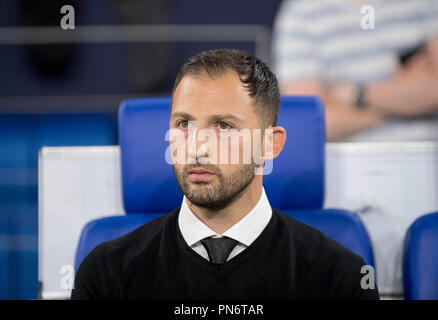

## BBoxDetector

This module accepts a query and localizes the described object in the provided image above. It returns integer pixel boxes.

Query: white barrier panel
[38,146,124,299]
[38,142,438,299]
[325,142,438,295]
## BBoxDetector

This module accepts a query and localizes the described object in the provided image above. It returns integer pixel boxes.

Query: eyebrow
[170,112,246,123]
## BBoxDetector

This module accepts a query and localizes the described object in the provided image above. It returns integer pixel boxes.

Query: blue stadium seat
[74,95,375,271]
[403,212,438,299]
[287,209,374,266]
[74,214,162,271]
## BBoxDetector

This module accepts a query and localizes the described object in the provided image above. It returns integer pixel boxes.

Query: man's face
[170,71,265,210]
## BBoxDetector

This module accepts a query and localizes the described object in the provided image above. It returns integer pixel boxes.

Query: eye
[218,122,232,131]
[177,120,189,128]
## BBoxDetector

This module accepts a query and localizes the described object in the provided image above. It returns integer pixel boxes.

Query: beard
[173,162,257,211]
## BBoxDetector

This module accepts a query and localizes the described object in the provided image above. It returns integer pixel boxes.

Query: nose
[187,125,210,164]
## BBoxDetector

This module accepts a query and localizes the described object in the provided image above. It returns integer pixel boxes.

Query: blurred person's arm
[365,36,438,118]
[365,0,438,117]
[282,37,438,141]
[282,80,386,142]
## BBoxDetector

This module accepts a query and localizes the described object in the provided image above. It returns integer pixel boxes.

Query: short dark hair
[172,49,280,127]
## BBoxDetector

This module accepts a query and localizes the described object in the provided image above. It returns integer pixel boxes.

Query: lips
[188,168,215,181]
[189,169,213,174]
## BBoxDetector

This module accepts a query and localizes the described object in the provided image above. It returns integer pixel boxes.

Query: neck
[186,176,263,234]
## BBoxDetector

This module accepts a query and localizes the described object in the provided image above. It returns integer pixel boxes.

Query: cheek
[173,164,186,177]
[216,128,262,165]
[214,163,242,181]
[168,131,188,164]
[218,134,252,163]
[209,162,228,178]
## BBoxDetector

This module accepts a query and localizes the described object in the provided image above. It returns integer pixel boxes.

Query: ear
[262,126,287,161]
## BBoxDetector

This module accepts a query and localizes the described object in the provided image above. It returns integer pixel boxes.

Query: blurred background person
[273,0,438,142]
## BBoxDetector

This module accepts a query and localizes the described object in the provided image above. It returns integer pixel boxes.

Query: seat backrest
[403,212,438,299]
[119,97,181,214]
[74,214,163,271]
[286,209,375,267]
[119,95,325,214]
[264,96,325,210]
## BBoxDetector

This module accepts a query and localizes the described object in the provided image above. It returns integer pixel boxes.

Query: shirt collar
[178,187,272,247]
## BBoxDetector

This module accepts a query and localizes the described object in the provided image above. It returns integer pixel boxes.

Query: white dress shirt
[178,187,272,262]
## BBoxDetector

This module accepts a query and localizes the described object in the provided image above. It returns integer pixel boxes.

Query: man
[273,0,438,141]
[71,49,379,300]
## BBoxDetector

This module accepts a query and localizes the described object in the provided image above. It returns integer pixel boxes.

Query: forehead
[171,71,257,121]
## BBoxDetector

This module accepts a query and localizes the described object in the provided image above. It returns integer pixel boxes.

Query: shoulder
[72,208,180,299]
[79,208,178,273]
[101,208,179,261]
[274,208,364,264]
[273,209,379,299]
[274,208,342,246]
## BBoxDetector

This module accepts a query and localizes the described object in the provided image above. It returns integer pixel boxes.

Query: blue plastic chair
[74,95,375,270]
[287,209,374,266]
[403,212,438,299]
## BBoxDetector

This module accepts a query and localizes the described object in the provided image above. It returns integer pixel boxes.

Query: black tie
[200,237,238,264]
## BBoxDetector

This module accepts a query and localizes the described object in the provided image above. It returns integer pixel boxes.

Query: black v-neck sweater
[71,207,379,300]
